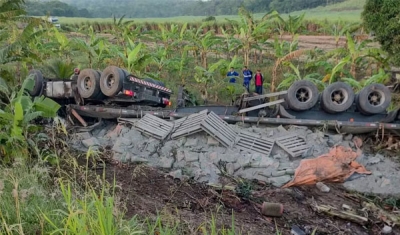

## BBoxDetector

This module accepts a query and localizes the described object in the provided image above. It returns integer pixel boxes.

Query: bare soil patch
[96,163,398,235]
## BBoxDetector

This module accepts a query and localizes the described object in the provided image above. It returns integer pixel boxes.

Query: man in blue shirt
[226,67,239,83]
[242,66,253,92]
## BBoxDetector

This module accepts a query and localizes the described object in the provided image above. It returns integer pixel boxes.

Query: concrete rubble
[71,113,400,196]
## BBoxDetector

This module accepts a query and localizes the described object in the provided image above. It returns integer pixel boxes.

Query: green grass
[56,0,366,25]
[284,0,366,22]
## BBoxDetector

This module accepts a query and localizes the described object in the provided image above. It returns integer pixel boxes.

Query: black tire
[321,82,355,113]
[278,94,289,109]
[100,66,124,97]
[286,80,319,111]
[77,69,102,99]
[121,69,130,77]
[28,70,44,96]
[93,70,106,100]
[356,83,391,115]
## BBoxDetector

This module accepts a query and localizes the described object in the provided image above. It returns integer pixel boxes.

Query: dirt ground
[96,163,399,235]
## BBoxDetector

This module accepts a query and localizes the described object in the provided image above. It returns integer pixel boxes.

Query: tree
[362,0,400,65]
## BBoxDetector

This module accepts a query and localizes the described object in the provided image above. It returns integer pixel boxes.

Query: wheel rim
[330,88,348,105]
[106,74,115,88]
[83,77,92,90]
[295,87,312,103]
[368,90,384,106]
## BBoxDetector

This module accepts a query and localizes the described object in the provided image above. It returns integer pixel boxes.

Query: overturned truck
[28,66,400,135]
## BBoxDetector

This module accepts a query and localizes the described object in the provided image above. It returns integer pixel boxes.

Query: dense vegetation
[29,0,346,18]
[362,0,400,66]
[1,0,399,234]
[25,0,91,17]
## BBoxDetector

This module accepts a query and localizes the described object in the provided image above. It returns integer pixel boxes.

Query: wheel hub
[83,77,91,90]
[106,74,114,88]
[368,91,382,106]
[296,88,310,103]
[331,90,345,104]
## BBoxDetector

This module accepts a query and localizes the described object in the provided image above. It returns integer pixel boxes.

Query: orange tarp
[282,146,371,188]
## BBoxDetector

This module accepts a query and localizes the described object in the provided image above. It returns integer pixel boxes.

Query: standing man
[242,66,253,92]
[226,67,239,83]
[254,69,264,94]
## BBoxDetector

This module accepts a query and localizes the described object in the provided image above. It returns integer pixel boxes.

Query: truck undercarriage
[28,67,400,135]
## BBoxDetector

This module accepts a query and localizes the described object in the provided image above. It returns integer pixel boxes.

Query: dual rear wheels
[77,66,126,98]
[285,80,391,115]
[77,66,165,99]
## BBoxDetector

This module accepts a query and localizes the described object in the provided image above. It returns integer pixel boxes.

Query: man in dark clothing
[254,69,263,94]
[226,67,239,83]
[242,66,253,92]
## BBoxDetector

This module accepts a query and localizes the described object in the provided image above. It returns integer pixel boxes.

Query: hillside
[284,0,366,22]
[28,0,355,19]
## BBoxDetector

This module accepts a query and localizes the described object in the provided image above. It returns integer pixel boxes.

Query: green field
[58,0,366,24]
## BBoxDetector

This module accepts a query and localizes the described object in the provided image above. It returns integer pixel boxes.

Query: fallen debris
[283,146,371,188]
[135,114,174,140]
[313,204,368,225]
[362,202,400,226]
[275,134,309,157]
[171,110,208,139]
[316,182,330,193]
[234,131,275,156]
[382,225,393,234]
[261,202,283,217]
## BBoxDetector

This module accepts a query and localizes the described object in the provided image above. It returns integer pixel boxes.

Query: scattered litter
[316,182,330,193]
[382,225,393,234]
[261,202,283,217]
[313,204,368,225]
[362,202,400,226]
[342,204,352,210]
[290,225,306,235]
[282,146,371,188]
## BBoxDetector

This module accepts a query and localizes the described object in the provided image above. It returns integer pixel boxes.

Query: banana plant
[277,61,325,90]
[116,40,153,76]
[72,26,110,68]
[45,59,76,79]
[186,28,220,69]
[194,59,228,103]
[276,12,306,41]
[0,75,60,163]
[342,68,391,92]
[226,7,279,66]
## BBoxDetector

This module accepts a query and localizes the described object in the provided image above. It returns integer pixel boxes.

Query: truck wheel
[93,70,106,100]
[356,83,391,115]
[321,82,354,113]
[77,69,102,99]
[28,70,44,96]
[121,69,130,77]
[100,66,124,97]
[286,80,319,111]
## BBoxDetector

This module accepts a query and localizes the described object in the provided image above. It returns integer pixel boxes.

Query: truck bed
[68,104,400,134]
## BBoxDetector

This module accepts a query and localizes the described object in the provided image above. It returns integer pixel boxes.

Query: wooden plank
[242,91,288,101]
[238,99,285,114]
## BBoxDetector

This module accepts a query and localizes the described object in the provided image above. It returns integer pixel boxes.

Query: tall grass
[0,150,245,234]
